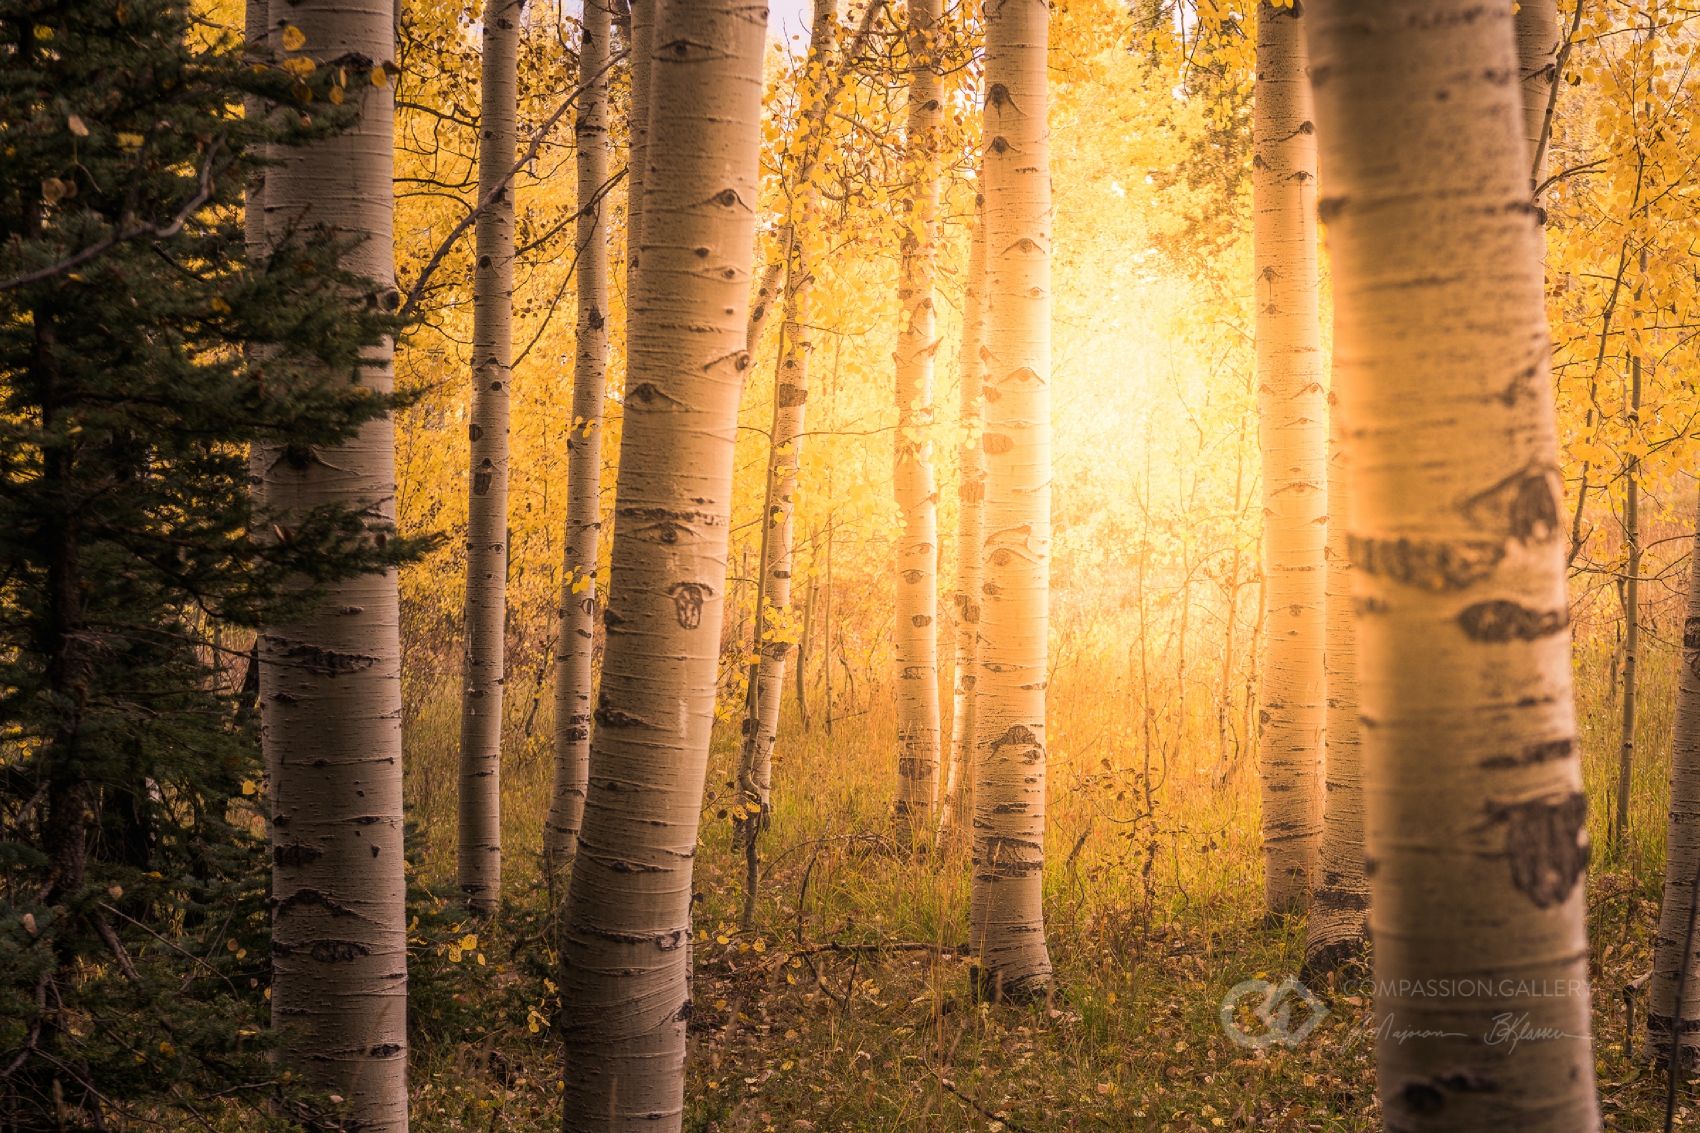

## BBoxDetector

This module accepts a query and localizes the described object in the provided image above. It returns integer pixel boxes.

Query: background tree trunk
[1650,483,1700,1064]
[1308,3,1602,1128]
[457,0,521,916]
[892,0,943,835]
[544,0,613,887]
[1251,0,1326,915]
[1613,349,1642,856]
[260,0,408,1124]
[940,192,986,843]
[970,0,1054,1003]
[555,4,766,1128]
[1516,0,1560,209]
[735,0,842,878]
[1303,379,1365,971]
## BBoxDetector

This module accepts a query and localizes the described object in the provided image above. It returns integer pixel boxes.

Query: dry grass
[397,631,1694,1131]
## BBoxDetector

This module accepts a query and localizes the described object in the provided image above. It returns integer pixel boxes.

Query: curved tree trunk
[1516,0,1559,208]
[939,192,986,844]
[555,4,766,1128]
[892,0,943,835]
[735,0,841,872]
[1308,3,1602,1129]
[1252,0,1325,915]
[457,0,521,916]
[544,0,613,887]
[259,0,408,1126]
[1650,485,1700,1064]
[970,0,1053,1003]
[1303,380,1365,971]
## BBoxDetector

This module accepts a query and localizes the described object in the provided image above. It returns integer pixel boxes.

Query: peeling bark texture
[555,3,766,1129]
[892,0,943,835]
[1303,383,1365,972]
[969,0,1053,1003]
[939,193,986,844]
[1649,485,1700,1063]
[1516,0,1559,207]
[1308,3,1602,1129]
[736,0,841,848]
[260,0,407,1123]
[1252,0,1326,915]
[457,0,521,916]
[544,0,614,887]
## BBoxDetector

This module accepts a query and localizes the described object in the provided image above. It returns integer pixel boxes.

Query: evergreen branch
[0,141,225,293]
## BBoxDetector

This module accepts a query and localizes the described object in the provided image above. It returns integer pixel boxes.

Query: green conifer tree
[0,0,416,1123]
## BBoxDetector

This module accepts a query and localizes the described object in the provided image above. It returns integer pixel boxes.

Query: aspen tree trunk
[457,0,521,915]
[970,0,1054,1002]
[893,0,944,834]
[939,194,987,843]
[555,4,765,1128]
[1303,382,1365,971]
[1649,483,1700,1064]
[259,0,407,1125]
[624,0,651,303]
[736,0,840,850]
[544,0,613,884]
[1613,352,1642,855]
[1252,0,1326,915]
[1308,3,1602,1129]
[1516,0,1559,206]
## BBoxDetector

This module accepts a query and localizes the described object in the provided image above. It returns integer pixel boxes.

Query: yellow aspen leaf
[281,55,316,78]
[280,23,306,50]
[240,777,256,795]
[459,933,478,950]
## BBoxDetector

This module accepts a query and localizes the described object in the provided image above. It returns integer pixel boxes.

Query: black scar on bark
[1457,600,1567,643]
[1348,534,1502,591]
[668,581,710,628]
[1490,792,1589,908]
[1479,737,1575,770]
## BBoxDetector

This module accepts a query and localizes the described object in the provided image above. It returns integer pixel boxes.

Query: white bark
[970,0,1053,1003]
[1309,2,1602,1127]
[457,0,521,915]
[1252,0,1326,914]
[259,0,407,1124]
[940,193,986,843]
[556,4,766,1127]
[893,0,943,833]
[545,0,614,884]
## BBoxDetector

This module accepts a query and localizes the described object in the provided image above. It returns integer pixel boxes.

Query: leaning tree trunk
[555,4,765,1129]
[259,2,408,1128]
[543,0,613,887]
[1303,375,1365,972]
[457,0,521,916]
[1516,0,1559,209]
[1650,484,1700,1064]
[892,0,944,836]
[1308,3,1602,1130]
[1252,0,1326,915]
[735,0,842,873]
[940,192,986,843]
[969,0,1054,1003]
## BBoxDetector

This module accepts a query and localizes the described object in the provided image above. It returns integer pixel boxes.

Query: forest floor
[399,638,1694,1131]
